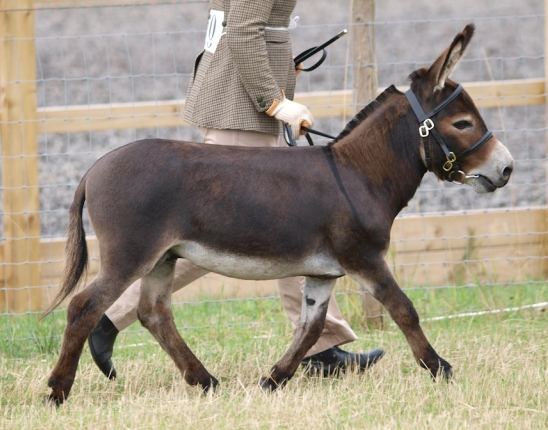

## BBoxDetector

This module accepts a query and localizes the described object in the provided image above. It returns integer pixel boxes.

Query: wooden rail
[35,79,546,135]
[8,206,545,311]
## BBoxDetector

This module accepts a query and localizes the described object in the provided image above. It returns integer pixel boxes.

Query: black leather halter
[405,84,493,183]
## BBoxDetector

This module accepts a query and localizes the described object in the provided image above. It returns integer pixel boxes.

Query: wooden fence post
[0,0,42,312]
[351,0,378,107]
[544,0,548,278]
[350,0,384,329]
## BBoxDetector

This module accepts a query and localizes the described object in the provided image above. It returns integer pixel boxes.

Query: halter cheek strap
[405,84,493,183]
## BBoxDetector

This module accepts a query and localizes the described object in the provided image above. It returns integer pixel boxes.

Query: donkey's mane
[330,85,402,145]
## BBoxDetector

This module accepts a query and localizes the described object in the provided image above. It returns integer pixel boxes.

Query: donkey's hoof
[259,376,288,392]
[42,394,63,408]
[437,358,453,381]
[259,376,278,392]
[440,365,454,381]
[201,376,219,394]
[430,360,453,382]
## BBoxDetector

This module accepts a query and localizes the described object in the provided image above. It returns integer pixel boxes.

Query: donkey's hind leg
[260,276,337,391]
[137,256,218,391]
[47,274,135,405]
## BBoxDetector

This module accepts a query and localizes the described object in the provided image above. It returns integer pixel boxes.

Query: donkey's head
[407,24,514,193]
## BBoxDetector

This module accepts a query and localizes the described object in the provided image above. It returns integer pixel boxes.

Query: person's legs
[277,277,357,356]
[89,128,383,379]
[277,276,384,375]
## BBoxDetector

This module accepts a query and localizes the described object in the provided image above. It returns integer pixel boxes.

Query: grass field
[1,282,547,429]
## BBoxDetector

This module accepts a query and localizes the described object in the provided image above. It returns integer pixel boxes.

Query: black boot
[88,314,119,379]
[301,346,385,376]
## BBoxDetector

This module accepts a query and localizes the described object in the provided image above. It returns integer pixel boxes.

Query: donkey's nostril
[502,166,513,180]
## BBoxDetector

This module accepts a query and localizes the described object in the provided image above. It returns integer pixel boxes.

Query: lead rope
[284,123,336,147]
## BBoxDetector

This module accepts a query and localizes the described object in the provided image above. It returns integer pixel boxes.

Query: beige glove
[266,91,315,139]
[295,62,304,78]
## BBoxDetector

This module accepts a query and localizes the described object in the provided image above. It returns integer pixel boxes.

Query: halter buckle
[419,118,434,137]
[442,152,457,172]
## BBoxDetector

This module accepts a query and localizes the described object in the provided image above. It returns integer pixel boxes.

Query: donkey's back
[83,139,348,281]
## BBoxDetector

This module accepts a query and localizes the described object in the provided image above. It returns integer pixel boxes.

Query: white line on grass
[422,302,547,322]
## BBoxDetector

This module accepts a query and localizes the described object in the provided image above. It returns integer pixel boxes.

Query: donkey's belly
[171,241,344,280]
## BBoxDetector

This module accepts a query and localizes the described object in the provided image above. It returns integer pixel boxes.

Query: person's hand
[266,91,314,139]
[295,62,304,78]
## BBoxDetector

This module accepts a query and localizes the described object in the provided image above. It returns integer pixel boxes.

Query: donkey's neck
[330,92,427,217]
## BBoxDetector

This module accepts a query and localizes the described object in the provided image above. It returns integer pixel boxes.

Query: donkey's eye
[453,120,472,130]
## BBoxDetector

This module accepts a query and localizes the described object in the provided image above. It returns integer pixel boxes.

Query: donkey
[44,24,513,404]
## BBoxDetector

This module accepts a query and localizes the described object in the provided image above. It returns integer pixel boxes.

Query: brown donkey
[44,24,513,404]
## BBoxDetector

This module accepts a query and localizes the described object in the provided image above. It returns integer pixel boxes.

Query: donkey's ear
[424,24,475,92]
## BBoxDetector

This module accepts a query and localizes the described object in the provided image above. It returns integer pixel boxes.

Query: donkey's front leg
[260,277,337,391]
[349,259,453,380]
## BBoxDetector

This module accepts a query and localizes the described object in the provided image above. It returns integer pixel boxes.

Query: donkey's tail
[42,175,89,318]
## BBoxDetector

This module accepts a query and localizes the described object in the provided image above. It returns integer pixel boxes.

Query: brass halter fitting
[442,152,457,172]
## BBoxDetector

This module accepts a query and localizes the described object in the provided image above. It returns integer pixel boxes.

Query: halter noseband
[405,84,493,184]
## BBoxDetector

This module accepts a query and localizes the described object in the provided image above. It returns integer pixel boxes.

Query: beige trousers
[105,128,357,356]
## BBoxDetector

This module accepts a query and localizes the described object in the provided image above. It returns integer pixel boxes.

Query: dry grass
[2,311,547,429]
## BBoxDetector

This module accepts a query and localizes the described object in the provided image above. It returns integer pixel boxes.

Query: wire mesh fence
[0,1,547,343]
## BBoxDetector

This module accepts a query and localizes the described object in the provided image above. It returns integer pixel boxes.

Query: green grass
[1,281,547,428]
[3,280,545,358]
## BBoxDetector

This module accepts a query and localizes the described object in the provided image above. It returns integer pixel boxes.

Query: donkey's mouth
[475,175,497,193]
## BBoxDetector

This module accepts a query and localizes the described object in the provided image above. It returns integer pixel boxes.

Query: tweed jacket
[183,0,297,135]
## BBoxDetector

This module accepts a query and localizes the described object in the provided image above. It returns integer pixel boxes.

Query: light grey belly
[170,241,344,280]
